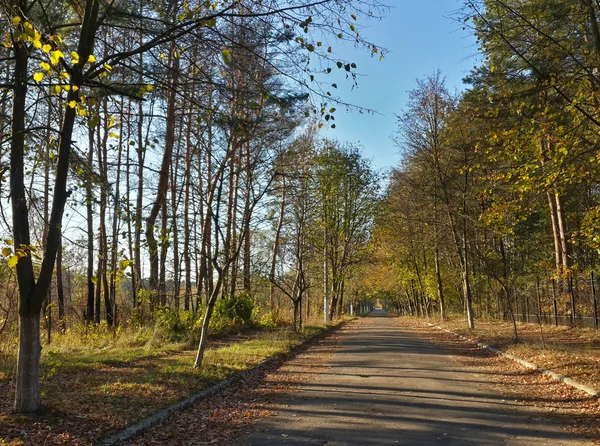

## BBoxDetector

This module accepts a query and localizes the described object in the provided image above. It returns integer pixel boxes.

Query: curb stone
[96,321,348,446]
[428,323,600,398]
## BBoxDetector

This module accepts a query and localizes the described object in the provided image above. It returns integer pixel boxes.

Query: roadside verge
[428,323,600,398]
[97,320,349,446]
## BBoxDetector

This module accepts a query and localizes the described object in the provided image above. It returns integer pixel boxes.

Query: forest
[1,0,600,439]
[0,0,384,416]
[370,0,600,339]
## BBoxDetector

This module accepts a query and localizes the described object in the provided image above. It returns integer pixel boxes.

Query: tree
[3,0,386,413]
[394,72,479,327]
[314,141,379,321]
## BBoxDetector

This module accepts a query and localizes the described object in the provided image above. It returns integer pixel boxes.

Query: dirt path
[236,310,590,445]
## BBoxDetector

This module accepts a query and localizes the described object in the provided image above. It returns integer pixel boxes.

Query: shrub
[213,292,256,329]
[258,310,279,329]
[153,307,199,342]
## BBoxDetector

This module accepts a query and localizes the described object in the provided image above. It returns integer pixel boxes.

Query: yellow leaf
[5,239,13,245]
[39,62,50,71]
[88,54,96,63]
[12,16,21,26]
[7,255,18,268]
[33,72,44,82]
[222,48,231,65]
[52,85,61,94]
[50,50,64,65]
[104,64,112,72]
[2,42,11,48]
[33,39,42,49]
[42,44,51,53]
[73,85,79,91]
[68,101,76,108]
[2,247,12,257]
[63,85,70,91]
[70,51,79,64]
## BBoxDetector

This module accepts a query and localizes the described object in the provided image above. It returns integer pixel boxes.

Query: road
[238,310,589,445]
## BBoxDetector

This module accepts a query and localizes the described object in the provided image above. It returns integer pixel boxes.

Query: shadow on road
[240,315,589,445]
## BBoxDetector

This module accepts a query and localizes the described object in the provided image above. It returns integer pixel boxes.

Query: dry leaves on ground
[123,321,356,446]
[400,317,600,440]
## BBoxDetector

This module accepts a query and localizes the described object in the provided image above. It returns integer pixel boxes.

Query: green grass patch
[0,322,332,445]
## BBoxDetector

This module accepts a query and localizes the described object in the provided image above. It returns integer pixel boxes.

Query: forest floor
[0,322,336,446]
[406,315,600,439]
[432,316,600,394]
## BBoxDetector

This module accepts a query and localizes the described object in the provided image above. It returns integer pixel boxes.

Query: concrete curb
[97,321,347,446]
[428,323,600,398]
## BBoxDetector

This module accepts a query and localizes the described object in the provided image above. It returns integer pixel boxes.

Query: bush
[153,307,199,342]
[213,292,256,329]
[258,310,279,329]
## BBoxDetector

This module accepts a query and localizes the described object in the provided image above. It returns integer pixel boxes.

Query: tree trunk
[434,246,445,320]
[445,205,474,329]
[292,298,300,332]
[13,0,99,410]
[86,128,95,322]
[159,200,168,307]
[134,96,145,309]
[243,142,252,292]
[269,176,286,310]
[97,108,112,326]
[170,138,182,312]
[183,123,192,312]
[147,45,179,305]
[503,285,518,343]
[224,148,240,300]
[323,228,329,323]
[554,189,570,271]
[14,315,41,413]
[546,190,562,272]
[194,272,222,368]
[125,102,137,310]
[95,250,102,324]
[56,233,65,321]
[109,107,123,326]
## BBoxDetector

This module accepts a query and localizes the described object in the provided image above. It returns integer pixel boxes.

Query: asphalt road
[238,310,589,446]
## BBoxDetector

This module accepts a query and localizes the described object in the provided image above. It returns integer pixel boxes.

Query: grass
[0,321,334,446]
[421,314,600,391]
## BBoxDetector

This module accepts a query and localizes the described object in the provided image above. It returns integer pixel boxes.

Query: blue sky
[322,0,480,173]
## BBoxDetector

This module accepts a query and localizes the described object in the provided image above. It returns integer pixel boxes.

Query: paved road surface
[238,310,589,445]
